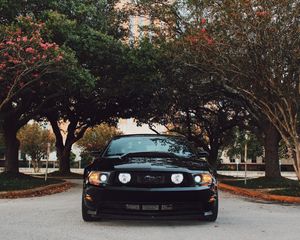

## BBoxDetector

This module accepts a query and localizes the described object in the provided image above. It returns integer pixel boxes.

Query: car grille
[113,171,192,188]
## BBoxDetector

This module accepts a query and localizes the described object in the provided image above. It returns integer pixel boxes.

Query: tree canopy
[18,123,55,172]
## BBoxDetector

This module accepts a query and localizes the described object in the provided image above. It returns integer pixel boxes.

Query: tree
[0,16,63,111]
[225,127,264,163]
[153,97,247,167]
[0,16,78,173]
[18,123,55,172]
[137,0,291,179]
[174,0,300,179]
[43,12,162,175]
[0,1,130,175]
[43,12,132,174]
[77,124,122,152]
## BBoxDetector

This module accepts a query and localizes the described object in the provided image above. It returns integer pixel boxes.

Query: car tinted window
[103,136,198,157]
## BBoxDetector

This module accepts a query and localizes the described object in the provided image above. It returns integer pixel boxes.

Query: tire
[82,197,95,222]
[205,197,218,222]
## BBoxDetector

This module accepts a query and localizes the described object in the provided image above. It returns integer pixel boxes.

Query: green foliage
[18,123,55,171]
[225,127,264,163]
[0,172,62,191]
[79,151,93,168]
[77,124,122,168]
[222,177,300,190]
[70,151,77,167]
[77,124,122,152]
[0,0,125,33]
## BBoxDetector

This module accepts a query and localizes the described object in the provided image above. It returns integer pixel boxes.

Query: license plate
[142,205,160,211]
[126,204,140,210]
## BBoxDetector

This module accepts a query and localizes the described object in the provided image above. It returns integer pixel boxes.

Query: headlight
[171,173,184,184]
[118,173,131,184]
[88,171,110,186]
[194,173,213,185]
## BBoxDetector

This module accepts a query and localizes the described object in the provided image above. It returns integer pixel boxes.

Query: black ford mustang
[82,134,218,221]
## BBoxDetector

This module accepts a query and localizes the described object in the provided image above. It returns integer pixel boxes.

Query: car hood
[90,155,209,172]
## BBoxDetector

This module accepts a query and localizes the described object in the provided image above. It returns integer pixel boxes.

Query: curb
[0,181,73,199]
[219,182,300,204]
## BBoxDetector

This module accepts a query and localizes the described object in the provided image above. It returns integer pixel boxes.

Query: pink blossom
[207,38,213,45]
[25,47,35,54]
[32,73,40,78]
[0,63,6,70]
[12,60,21,64]
[56,55,63,61]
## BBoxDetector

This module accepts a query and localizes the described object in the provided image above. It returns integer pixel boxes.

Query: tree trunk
[48,117,87,175]
[263,122,281,178]
[208,141,220,169]
[3,118,20,173]
[293,143,300,180]
[56,144,71,175]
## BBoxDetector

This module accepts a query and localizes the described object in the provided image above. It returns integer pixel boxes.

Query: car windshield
[103,136,198,158]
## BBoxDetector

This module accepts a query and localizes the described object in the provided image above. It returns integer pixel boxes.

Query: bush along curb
[218,182,300,204]
[0,181,73,199]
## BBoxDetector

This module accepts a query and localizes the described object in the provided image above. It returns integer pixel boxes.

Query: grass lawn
[268,187,300,197]
[0,172,63,192]
[221,177,300,197]
[46,171,83,179]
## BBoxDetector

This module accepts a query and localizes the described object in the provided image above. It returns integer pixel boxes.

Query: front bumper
[83,185,217,219]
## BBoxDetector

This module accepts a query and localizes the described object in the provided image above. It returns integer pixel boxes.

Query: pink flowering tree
[136,0,300,179]
[0,16,64,173]
[0,16,63,111]
[175,1,300,180]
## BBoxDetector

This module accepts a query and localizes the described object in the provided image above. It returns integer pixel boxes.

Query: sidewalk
[218,170,297,180]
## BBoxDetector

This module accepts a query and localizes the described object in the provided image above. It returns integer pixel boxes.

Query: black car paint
[82,134,218,220]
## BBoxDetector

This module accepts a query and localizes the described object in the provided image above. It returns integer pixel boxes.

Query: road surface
[0,180,299,240]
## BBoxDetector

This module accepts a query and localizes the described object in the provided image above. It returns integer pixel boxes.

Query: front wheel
[82,197,95,222]
[205,197,218,222]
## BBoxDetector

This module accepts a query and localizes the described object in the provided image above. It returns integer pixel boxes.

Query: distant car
[82,134,218,221]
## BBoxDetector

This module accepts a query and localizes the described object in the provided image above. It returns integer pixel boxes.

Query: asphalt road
[0,180,299,240]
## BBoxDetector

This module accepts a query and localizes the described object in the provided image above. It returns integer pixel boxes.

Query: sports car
[82,134,218,221]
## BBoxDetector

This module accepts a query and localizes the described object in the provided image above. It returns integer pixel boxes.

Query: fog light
[118,173,131,184]
[171,173,184,184]
[84,194,93,202]
[100,174,108,182]
[194,175,201,183]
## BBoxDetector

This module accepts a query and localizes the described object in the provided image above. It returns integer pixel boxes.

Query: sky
[118,118,166,134]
